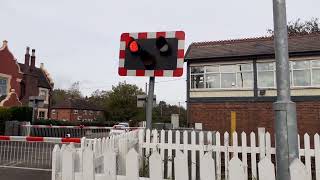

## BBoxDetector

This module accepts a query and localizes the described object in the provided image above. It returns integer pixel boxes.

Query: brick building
[50,98,104,121]
[0,40,54,119]
[185,33,320,135]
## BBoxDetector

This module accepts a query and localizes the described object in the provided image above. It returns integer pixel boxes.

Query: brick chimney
[24,47,30,66]
[30,49,35,71]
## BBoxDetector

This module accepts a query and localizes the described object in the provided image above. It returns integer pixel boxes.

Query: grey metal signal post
[272,0,299,179]
[146,77,155,129]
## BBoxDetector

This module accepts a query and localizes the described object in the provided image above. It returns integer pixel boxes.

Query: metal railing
[0,136,81,170]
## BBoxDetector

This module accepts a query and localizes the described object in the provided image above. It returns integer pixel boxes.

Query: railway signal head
[118,31,185,77]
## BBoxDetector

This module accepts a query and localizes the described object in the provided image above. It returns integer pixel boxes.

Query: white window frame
[39,88,49,104]
[51,109,56,115]
[257,61,276,89]
[0,73,11,97]
[37,108,48,119]
[73,110,79,114]
[290,60,320,88]
[190,62,254,90]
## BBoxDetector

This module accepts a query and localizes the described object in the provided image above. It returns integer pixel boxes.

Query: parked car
[109,124,127,135]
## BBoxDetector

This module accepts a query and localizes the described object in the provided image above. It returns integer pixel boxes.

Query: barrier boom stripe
[0,136,81,143]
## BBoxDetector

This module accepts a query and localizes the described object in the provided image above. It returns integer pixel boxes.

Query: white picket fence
[52,129,320,180]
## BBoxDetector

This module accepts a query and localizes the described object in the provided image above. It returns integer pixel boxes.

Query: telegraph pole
[272,0,299,179]
[146,77,155,129]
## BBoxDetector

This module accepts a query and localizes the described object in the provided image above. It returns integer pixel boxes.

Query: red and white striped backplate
[119,31,185,77]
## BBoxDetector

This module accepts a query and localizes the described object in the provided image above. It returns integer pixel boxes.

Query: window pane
[312,69,320,85]
[206,73,220,88]
[311,60,320,68]
[258,71,275,87]
[221,73,236,88]
[293,70,311,86]
[191,75,204,88]
[237,72,253,88]
[257,62,274,71]
[0,78,7,96]
[292,61,309,69]
[206,66,219,73]
[220,65,237,72]
[238,64,252,71]
[191,66,204,74]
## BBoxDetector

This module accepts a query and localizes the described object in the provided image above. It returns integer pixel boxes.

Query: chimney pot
[25,46,30,67]
[30,49,36,70]
[31,49,35,56]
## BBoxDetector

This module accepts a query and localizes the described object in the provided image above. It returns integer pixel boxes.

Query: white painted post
[304,133,312,180]
[104,150,116,180]
[315,134,320,180]
[167,130,173,178]
[52,145,60,180]
[200,153,216,180]
[250,132,257,179]
[229,157,245,180]
[290,158,308,180]
[191,130,196,180]
[126,149,139,180]
[258,158,276,180]
[216,132,222,180]
[174,150,189,180]
[149,151,163,180]
[241,132,248,180]
[183,130,188,160]
[199,131,204,159]
[138,129,145,169]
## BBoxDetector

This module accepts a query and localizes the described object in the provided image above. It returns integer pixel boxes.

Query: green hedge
[0,106,32,135]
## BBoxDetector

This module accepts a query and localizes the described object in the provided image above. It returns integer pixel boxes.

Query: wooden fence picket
[229,157,245,180]
[191,130,196,180]
[250,132,257,179]
[62,146,75,180]
[152,129,158,152]
[224,132,230,180]
[52,145,60,180]
[241,132,248,180]
[83,147,95,180]
[200,153,216,180]
[290,158,308,180]
[258,158,275,180]
[103,150,116,180]
[199,131,204,159]
[183,130,188,161]
[216,132,222,180]
[149,151,163,180]
[258,130,266,160]
[126,149,139,180]
[232,132,238,158]
[167,130,173,178]
[174,150,188,180]
[304,133,312,180]
[160,129,165,177]
[315,134,320,180]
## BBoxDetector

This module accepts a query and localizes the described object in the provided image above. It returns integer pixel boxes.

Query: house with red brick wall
[0,40,54,119]
[50,98,104,122]
[184,33,320,135]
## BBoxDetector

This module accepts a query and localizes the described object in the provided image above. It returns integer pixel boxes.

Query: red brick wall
[51,109,104,121]
[189,101,320,135]
[51,109,72,121]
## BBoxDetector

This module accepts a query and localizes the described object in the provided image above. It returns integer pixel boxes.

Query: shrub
[9,106,32,122]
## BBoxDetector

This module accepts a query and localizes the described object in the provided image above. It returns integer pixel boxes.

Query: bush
[9,106,32,122]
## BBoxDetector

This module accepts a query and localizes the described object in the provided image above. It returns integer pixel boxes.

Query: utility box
[195,123,203,130]
[171,114,179,129]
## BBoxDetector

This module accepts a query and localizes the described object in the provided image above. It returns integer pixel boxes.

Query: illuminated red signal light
[128,37,140,54]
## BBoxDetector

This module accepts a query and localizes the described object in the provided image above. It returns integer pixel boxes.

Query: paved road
[0,167,51,180]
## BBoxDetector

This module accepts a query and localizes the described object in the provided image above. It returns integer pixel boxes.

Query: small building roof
[185,33,320,60]
[51,98,104,111]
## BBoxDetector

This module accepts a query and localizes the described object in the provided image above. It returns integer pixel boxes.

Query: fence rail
[0,136,81,170]
[52,129,320,180]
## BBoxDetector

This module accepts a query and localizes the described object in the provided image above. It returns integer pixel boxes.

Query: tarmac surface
[0,167,51,180]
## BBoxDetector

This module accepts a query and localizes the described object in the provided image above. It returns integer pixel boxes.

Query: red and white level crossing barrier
[0,135,81,143]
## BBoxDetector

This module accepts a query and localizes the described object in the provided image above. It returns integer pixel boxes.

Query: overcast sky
[1,0,319,106]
